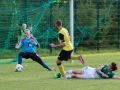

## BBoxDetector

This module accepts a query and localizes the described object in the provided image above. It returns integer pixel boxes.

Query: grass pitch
[0,52,120,90]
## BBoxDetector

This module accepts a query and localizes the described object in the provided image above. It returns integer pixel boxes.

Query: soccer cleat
[54,74,58,78]
[78,55,85,65]
[58,76,67,80]
[54,73,61,78]
[50,68,56,71]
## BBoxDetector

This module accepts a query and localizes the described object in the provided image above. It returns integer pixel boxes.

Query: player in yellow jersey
[49,20,85,79]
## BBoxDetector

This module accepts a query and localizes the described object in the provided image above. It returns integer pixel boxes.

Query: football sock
[66,70,73,74]
[58,64,66,77]
[42,62,51,71]
[68,56,78,60]
[66,75,72,79]
[18,55,22,64]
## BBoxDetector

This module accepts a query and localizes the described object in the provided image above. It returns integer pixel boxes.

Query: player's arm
[49,33,66,48]
[16,35,20,45]
[31,38,40,47]
[112,76,120,79]
[15,40,23,49]
[96,67,109,78]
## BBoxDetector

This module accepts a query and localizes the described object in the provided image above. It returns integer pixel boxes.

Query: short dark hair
[55,20,62,26]
[111,62,118,71]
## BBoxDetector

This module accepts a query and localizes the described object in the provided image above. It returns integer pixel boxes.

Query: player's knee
[71,70,75,74]
[57,63,61,66]
[56,59,62,66]
[72,74,77,78]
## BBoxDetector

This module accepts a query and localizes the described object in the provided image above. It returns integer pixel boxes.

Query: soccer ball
[15,64,23,71]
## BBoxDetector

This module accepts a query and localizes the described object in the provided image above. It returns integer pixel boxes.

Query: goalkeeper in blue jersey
[55,62,120,79]
[15,29,56,72]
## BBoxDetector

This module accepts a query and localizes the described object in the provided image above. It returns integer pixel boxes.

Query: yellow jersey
[58,28,73,51]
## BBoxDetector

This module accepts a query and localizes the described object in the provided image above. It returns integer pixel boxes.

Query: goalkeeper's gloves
[15,43,20,49]
[31,39,37,45]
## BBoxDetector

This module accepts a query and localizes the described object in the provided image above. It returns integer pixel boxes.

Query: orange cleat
[78,55,85,65]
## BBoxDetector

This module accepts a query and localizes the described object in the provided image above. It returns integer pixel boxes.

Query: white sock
[66,75,72,79]
[66,70,73,74]
[64,71,66,74]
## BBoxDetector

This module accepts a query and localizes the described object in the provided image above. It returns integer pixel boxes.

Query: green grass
[0,52,120,90]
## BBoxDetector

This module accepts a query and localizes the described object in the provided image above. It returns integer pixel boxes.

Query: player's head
[24,29,30,37]
[22,23,27,30]
[55,20,62,29]
[108,62,118,71]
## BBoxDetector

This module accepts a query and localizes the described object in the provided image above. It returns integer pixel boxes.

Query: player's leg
[29,53,55,71]
[56,50,78,78]
[68,66,95,79]
[65,50,85,65]
[18,52,28,64]
[65,69,83,74]
[55,69,83,78]
[65,69,86,79]
[15,52,27,72]
[57,50,67,78]
[66,74,87,79]
[68,55,85,65]
[57,59,66,78]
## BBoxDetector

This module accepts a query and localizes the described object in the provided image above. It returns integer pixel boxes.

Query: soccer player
[20,23,26,39]
[49,20,85,79]
[55,62,119,79]
[16,23,26,47]
[17,23,33,46]
[15,29,55,71]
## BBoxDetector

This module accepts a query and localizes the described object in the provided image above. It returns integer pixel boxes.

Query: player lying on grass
[15,29,55,72]
[55,62,119,79]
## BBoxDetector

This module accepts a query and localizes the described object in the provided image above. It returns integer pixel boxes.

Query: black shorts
[58,50,73,61]
[19,52,37,59]
[19,52,43,65]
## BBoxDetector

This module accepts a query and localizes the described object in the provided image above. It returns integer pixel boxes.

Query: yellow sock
[68,56,78,60]
[58,64,66,77]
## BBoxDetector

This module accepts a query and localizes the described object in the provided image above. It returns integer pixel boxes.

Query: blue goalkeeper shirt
[19,36,40,53]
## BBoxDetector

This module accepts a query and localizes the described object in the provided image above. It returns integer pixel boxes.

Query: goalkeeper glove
[15,43,20,49]
[31,39,37,45]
